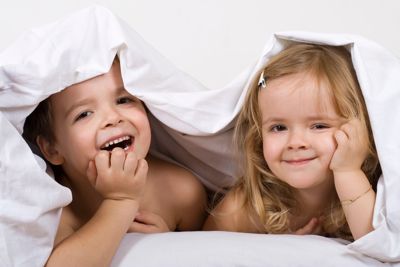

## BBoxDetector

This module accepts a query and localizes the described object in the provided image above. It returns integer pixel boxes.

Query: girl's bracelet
[340,186,372,206]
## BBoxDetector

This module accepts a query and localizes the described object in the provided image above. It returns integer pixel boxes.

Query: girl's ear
[36,136,64,165]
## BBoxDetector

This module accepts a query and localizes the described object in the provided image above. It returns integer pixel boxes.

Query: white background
[1,0,399,88]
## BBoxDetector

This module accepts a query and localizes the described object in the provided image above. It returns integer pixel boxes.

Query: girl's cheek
[262,138,280,161]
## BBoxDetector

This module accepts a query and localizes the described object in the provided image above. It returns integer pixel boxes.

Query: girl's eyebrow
[262,115,341,125]
[262,117,284,125]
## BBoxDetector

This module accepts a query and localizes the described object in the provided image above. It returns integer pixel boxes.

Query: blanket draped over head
[0,5,399,266]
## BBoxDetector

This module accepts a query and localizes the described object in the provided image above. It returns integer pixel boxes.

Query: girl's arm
[202,188,259,233]
[331,119,375,240]
[46,148,148,267]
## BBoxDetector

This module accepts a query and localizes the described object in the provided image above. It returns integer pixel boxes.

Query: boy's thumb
[86,160,97,187]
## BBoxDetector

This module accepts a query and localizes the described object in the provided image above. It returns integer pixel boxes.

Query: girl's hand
[128,210,170,233]
[293,217,321,235]
[330,119,368,173]
[86,147,148,202]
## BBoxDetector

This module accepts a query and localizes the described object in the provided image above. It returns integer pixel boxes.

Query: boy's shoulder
[146,154,206,205]
[147,155,197,182]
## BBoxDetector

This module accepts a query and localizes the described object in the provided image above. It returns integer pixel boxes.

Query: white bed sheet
[1,5,399,267]
[112,232,392,267]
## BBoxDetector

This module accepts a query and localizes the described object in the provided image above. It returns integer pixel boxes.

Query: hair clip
[258,70,267,88]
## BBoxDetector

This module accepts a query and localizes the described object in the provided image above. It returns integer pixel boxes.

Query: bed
[0,5,399,267]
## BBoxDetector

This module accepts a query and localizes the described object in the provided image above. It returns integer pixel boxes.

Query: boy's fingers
[110,147,125,171]
[86,160,97,187]
[128,221,159,233]
[124,152,138,173]
[135,211,170,232]
[128,211,169,233]
[135,159,149,179]
[95,150,111,173]
[135,211,158,225]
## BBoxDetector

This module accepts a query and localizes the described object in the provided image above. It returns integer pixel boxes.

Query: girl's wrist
[332,168,363,177]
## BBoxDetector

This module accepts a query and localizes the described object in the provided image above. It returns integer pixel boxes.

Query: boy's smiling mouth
[100,135,133,151]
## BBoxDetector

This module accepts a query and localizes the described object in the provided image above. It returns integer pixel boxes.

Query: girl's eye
[270,124,287,132]
[117,96,135,105]
[75,111,92,122]
[312,123,329,130]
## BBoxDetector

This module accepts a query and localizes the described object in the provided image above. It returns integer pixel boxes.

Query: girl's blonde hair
[234,43,380,240]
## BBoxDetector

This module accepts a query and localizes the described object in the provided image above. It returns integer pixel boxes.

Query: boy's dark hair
[23,98,63,177]
[23,98,55,145]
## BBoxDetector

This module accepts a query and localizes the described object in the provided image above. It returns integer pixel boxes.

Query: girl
[203,43,380,241]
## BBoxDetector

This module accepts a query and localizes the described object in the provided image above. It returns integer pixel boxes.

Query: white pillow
[112,232,389,267]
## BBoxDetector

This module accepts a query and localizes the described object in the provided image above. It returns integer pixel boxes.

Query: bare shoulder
[203,187,259,233]
[148,156,206,199]
[53,206,77,247]
[147,156,207,230]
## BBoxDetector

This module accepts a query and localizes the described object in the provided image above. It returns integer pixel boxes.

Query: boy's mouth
[100,135,133,151]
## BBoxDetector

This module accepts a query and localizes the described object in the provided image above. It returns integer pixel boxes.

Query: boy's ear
[36,136,64,165]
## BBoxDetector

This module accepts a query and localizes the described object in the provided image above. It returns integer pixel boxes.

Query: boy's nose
[103,108,123,128]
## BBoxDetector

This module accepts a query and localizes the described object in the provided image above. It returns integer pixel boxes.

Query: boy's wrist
[102,198,140,214]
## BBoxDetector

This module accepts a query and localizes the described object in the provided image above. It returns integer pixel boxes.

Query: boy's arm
[47,199,139,267]
[331,119,375,240]
[46,148,148,267]
[174,171,207,231]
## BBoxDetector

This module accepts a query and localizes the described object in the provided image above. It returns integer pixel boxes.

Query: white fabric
[112,232,391,267]
[0,5,399,266]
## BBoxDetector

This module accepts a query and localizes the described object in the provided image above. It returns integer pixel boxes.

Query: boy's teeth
[104,136,130,148]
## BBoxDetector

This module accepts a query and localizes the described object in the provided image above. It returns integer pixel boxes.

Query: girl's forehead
[258,72,338,116]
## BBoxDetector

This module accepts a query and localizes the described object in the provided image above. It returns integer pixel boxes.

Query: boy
[23,59,207,267]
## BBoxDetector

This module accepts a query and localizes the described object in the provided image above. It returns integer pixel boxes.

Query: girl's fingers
[334,130,348,146]
[294,217,318,235]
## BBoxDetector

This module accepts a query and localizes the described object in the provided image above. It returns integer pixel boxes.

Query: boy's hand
[86,147,148,201]
[330,119,368,173]
[128,210,170,233]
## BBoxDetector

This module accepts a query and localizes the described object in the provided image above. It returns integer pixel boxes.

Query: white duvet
[0,5,399,267]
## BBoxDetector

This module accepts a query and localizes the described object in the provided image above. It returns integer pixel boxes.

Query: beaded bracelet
[340,186,372,206]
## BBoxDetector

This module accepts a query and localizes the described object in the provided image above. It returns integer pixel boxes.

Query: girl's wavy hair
[234,43,380,240]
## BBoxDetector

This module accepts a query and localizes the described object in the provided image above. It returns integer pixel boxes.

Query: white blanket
[0,5,399,267]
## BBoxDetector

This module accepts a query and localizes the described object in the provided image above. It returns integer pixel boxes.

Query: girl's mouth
[100,135,133,151]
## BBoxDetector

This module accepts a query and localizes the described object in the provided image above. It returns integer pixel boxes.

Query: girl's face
[45,62,151,182]
[258,72,343,192]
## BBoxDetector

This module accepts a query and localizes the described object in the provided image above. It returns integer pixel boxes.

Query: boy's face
[43,62,151,180]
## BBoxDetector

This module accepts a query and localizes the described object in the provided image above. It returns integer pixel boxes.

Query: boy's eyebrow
[64,98,93,118]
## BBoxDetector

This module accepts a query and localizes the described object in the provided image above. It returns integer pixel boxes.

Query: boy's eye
[312,123,329,130]
[117,96,135,105]
[75,111,92,122]
[270,124,287,132]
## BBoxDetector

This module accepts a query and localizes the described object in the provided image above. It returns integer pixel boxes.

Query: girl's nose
[287,130,309,150]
